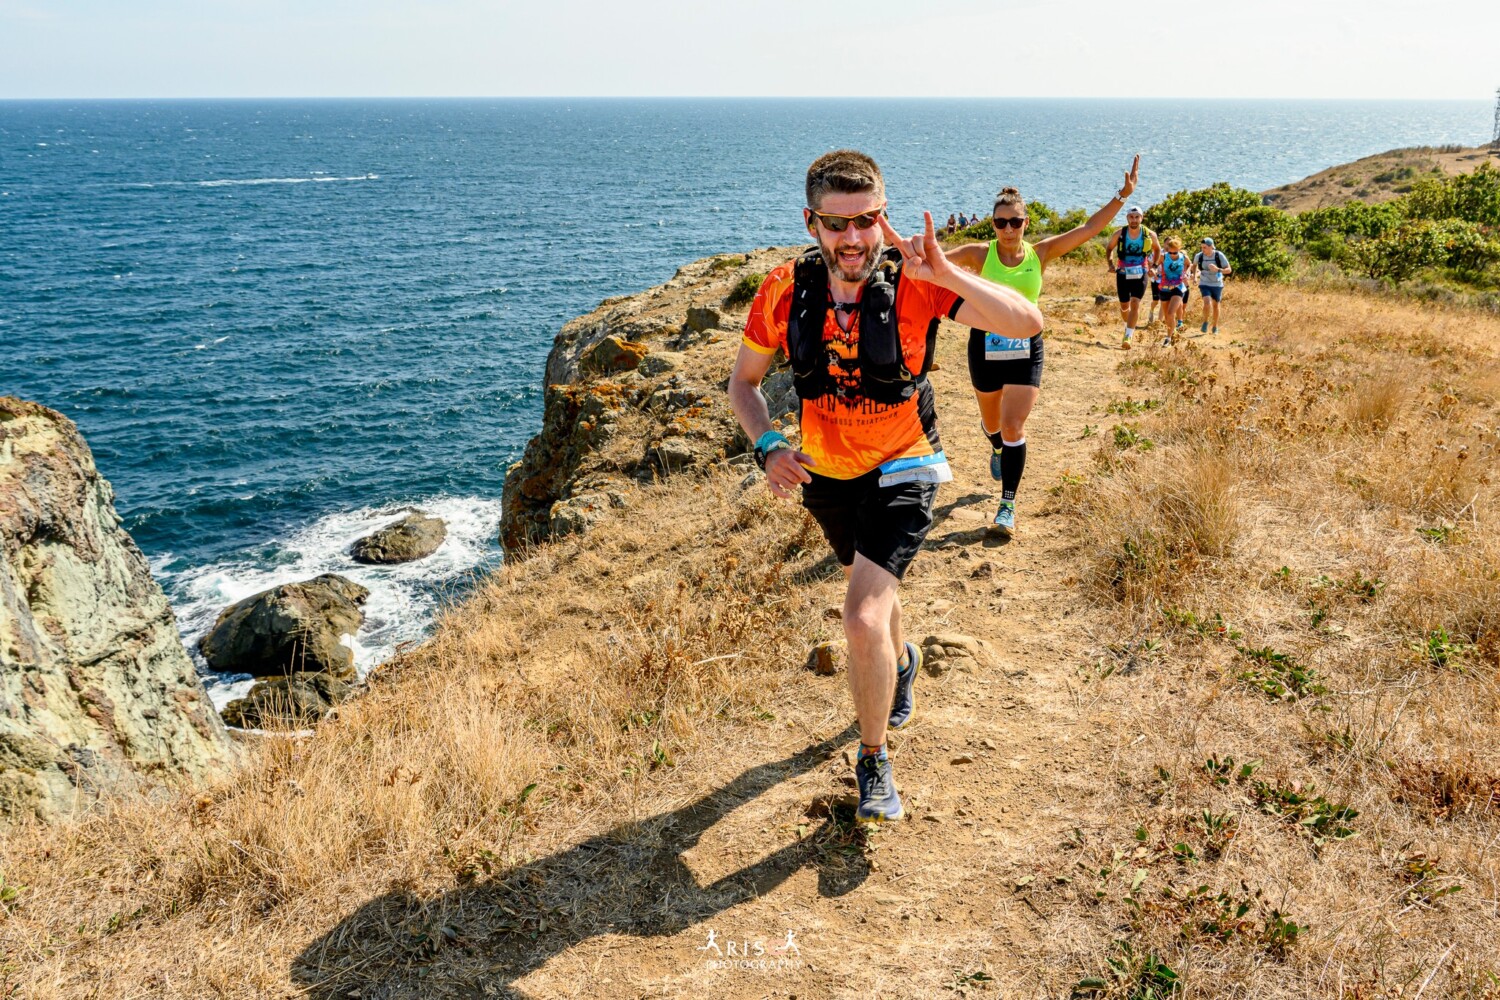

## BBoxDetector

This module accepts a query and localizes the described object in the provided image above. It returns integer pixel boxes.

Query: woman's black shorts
[801,469,937,581]
[967,329,1044,392]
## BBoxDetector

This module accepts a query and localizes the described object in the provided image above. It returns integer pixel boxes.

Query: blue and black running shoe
[889,641,920,730]
[855,753,904,824]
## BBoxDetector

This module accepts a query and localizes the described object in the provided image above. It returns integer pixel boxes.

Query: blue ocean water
[2,98,1489,702]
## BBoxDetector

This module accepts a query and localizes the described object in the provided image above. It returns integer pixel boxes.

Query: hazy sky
[1,0,1494,100]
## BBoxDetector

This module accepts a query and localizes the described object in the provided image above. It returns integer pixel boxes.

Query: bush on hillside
[1144,183,1264,234]
[1405,163,1500,227]
[724,272,765,307]
[1218,206,1298,280]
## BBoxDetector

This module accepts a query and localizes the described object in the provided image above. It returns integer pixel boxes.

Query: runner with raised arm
[728,150,1042,824]
[1105,205,1161,350]
[947,155,1140,535]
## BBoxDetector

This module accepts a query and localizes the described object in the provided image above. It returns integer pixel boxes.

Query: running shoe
[855,753,904,824]
[1121,333,1133,351]
[889,641,920,730]
[993,500,1016,537]
[1162,335,1172,347]
[1212,326,1218,334]
[1200,322,1209,333]
[987,439,1004,481]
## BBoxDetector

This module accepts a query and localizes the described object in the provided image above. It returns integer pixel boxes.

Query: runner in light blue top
[1193,237,1231,334]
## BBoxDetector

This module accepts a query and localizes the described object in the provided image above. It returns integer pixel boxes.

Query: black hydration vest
[786,247,939,406]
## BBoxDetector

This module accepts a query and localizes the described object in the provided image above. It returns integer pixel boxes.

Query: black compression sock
[983,423,1006,450]
[1001,438,1026,502]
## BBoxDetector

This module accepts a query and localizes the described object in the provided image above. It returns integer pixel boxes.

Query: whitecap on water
[161,495,502,710]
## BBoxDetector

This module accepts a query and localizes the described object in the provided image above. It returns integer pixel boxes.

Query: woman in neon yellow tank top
[948,155,1140,536]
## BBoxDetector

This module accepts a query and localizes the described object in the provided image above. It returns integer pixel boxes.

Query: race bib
[984,332,1031,361]
[1122,265,1144,279]
[878,452,954,489]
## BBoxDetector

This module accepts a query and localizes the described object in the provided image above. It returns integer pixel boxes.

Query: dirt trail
[501,289,1141,998]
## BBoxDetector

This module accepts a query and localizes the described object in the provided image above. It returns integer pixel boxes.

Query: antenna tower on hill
[1492,86,1500,151]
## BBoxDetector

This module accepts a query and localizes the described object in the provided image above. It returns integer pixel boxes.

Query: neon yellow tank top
[979,239,1042,305]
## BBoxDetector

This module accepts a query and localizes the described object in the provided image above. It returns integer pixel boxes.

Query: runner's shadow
[292,724,864,999]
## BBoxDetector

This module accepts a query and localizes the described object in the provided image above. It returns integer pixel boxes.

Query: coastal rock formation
[198,574,367,680]
[351,511,446,564]
[0,396,234,821]
[500,249,796,556]
[220,671,353,729]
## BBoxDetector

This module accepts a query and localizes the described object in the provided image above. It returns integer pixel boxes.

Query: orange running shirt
[743,259,961,481]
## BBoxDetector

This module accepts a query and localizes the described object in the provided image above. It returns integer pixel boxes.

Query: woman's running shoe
[993,500,1016,537]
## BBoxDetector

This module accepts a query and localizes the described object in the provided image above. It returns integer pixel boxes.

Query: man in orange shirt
[728,150,1042,824]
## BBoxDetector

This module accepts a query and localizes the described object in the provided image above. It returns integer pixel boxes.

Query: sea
[2,98,1489,706]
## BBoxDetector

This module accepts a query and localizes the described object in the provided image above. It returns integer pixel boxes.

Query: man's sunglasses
[991,216,1028,230]
[806,206,886,232]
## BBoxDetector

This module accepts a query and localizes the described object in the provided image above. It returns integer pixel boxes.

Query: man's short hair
[805,150,884,209]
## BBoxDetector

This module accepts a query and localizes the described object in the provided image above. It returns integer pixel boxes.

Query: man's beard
[819,234,885,285]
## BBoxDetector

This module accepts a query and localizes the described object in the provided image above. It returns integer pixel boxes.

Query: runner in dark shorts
[728,150,1042,825]
[1106,207,1161,350]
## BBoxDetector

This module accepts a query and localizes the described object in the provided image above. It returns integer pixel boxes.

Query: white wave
[122,174,379,190]
[161,495,502,710]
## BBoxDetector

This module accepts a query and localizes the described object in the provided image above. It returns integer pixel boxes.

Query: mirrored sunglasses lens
[820,214,851,232]
[851,213,879,230]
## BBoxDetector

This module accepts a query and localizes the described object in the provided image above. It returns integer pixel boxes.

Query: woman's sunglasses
[807,207,886,232]
[992,216,1028,230]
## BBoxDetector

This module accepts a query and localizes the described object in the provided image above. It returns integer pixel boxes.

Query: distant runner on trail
[947,155,1140,536]
[728,150,1042,825]
[1106,204,1161,350]
[1194,236,1231,333]
[1157,236,1192,344]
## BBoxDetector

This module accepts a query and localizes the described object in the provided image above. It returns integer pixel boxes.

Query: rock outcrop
[0,397,234,822]
[198,574,367,680]
[500,249,798,556]
[351,511,446,565]
[221,671,353,729]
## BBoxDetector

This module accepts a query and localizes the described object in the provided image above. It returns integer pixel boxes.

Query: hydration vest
[1160,251,1187,288]
[1119,229,1150,268]
[786,247,938,407]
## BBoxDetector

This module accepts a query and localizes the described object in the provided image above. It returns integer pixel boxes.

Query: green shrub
[1341,219,1498,284]
[724,272,765,307]
[1298,200,1407,242]
[1144,183,1264,233]
[1405,163,1500,227]
[1218,206,1297,280]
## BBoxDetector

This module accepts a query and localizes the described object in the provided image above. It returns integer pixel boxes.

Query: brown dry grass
[1036,273,1500,999]
[2,262,1499,999]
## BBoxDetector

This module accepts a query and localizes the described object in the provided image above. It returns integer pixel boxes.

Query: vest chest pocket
[984,332,1032,362]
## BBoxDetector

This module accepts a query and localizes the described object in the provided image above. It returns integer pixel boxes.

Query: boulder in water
[198,574,367,680]
[221,672,354,729]
[351,511,446,564]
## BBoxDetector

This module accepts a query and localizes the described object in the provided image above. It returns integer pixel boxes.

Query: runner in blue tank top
[1106,207,1162,349]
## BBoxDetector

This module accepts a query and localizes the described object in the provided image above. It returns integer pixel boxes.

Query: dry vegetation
[1,261,1498,999]
[1045,281,1500,998]
[1263,145,1499,212]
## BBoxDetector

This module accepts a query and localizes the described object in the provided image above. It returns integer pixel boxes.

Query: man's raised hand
[1121,154,1140,199]
[877,211,952,283]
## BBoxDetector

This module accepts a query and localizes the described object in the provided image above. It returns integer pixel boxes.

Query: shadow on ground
[293,725,866,999]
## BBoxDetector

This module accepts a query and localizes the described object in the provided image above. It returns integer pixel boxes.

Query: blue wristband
[755,430,789,453]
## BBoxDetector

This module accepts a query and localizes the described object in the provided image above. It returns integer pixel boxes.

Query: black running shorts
[966,329,1044,391]
[801,469,937,580]
[1116,272,1147,302]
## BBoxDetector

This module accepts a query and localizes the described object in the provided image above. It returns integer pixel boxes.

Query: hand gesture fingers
[1122,154,1140,196]
[765,450,814,499]
[876,213,913,261]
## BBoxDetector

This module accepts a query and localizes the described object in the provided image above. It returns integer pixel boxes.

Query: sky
[0,0,1495,101]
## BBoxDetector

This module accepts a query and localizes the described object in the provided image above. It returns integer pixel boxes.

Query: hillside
[2,256,1498,999]
[1263,144,1497,211]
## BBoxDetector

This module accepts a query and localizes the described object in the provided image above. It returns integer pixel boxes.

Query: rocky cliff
[499,248,800,556]
[0,397,234,821]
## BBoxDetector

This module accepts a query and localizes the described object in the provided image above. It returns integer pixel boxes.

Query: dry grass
[1037,273,1500,998]
[0,473,853,997]
[2,265,1499,998]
